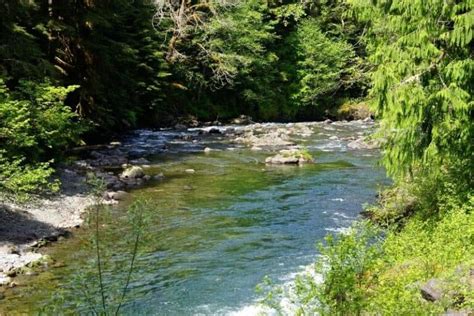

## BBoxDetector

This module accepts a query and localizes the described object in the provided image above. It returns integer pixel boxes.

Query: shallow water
[0,121,388,315]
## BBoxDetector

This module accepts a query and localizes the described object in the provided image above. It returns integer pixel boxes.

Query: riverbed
[0,120,388,314]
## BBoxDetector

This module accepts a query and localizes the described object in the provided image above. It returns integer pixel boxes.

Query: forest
[0,0,473,314]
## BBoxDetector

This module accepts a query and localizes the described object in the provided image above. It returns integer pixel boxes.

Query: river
[0,120,388,315]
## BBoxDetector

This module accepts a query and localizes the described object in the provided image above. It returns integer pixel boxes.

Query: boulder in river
[107,191,129,201]
[265,149,314,165]
[230,115,253,125]
[347,137,379,150]
[120,166,145,179]
[208,128,222,134]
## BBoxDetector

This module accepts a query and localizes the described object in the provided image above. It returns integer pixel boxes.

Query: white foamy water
[222,260,323,316]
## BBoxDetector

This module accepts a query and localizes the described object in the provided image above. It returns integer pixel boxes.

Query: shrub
[0,79,85,195]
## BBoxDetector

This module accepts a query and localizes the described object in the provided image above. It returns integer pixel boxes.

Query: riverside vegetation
[0,0,473,314]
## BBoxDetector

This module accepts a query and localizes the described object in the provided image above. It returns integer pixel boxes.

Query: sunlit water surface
[0,121,388,315]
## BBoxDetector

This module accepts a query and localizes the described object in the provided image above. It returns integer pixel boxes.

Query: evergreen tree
[351,0,473,204]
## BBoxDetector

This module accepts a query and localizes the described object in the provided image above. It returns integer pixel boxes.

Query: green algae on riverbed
[0,122,387,315]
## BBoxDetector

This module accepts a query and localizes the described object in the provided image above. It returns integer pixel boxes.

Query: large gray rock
[107,191,129,201]
[420,278,444,301]
[265,149,314,165]
[347,137,379,150]
[265,155,301,164]
[120,166,145,179]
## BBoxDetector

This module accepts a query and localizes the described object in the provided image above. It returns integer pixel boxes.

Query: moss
[334,99,373,120]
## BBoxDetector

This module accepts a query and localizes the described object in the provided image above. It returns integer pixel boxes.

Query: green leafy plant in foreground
[292,222,383,315]
[0,79,85,197]
[42,178,153,315]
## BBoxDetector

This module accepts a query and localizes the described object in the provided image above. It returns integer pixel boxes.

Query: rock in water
[120,166,145,179]
[107,191,129,201]
[230,115,253,125]
[265,149,314,165]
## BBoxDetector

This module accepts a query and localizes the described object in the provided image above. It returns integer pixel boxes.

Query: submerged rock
[120,166,145,179]
[153,173,165,180]
[130,157,151,165]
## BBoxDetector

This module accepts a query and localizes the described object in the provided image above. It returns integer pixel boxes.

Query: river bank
[0,118,381,311]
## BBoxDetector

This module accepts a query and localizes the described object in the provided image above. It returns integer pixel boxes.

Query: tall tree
[351,0,473,202]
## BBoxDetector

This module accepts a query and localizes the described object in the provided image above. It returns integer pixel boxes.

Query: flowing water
[0,121,388,315]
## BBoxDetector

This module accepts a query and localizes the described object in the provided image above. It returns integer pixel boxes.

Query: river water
[0,121,388,315]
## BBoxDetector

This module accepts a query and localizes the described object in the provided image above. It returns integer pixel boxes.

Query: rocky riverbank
[0,117,377,289]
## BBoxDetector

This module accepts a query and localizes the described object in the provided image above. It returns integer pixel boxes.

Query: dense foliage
[0,80,83,194]
[2,0,472,312]
[1,0,365,194]
[277,0,474,314]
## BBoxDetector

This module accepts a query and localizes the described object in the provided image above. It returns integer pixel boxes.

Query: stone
[265,155,300,164]
[120,166,145,179]
[7,246,19,255]
[153,173,165,180]
[347,138,378,150]
[0,275,11,286]
[363,117,374,123]
[421,278,444,302]
[185,169,195,174]
[230,115,253,125]
[265,148,313,165]
[107,191,129,201]
[208,128,222,134]
[174,123,187,130]
[444,310,471,316]
[175,115,200,128]
[130,157,150,165]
